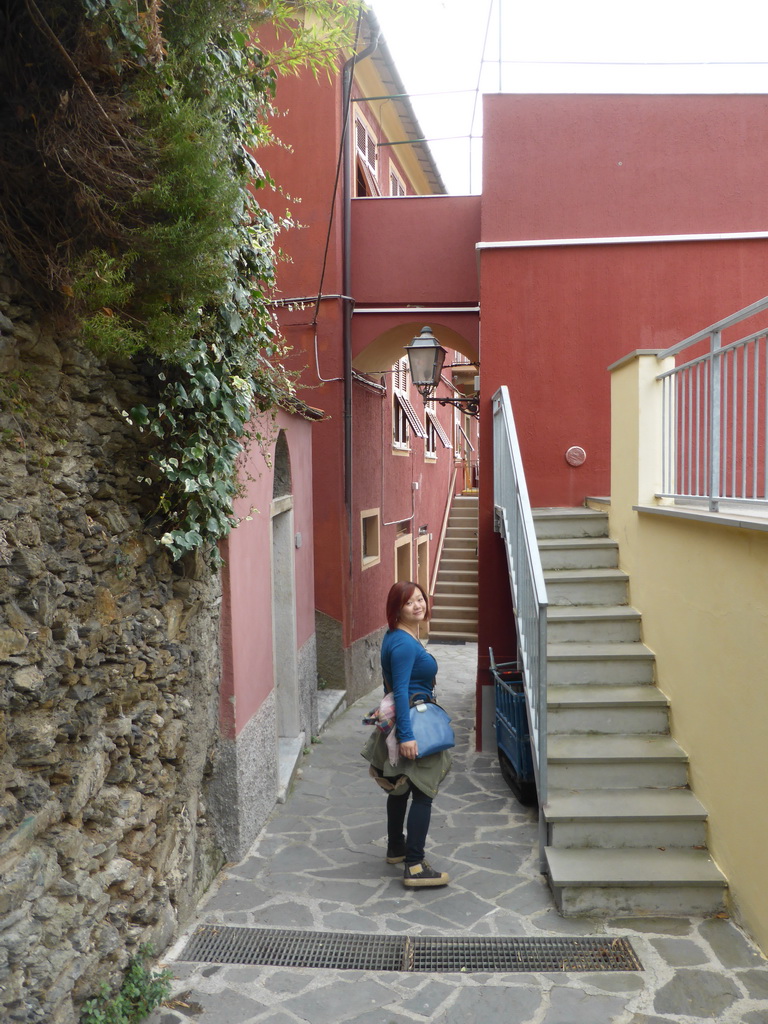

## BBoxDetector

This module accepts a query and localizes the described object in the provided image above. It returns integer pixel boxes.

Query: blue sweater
[381,629,438,744]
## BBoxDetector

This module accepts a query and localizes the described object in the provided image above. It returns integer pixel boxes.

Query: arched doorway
[271,432,301,754]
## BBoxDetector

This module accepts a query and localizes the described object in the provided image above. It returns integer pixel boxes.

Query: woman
[362,581,452,888]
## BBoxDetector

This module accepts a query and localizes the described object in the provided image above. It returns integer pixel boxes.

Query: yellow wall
[610,353,768,954]
[353,59,435,195]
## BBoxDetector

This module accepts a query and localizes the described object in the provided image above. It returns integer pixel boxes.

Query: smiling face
[398,586,427,628]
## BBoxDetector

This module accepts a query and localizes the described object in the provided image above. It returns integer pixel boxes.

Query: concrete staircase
[429,493,478,642]
[535,507,727,917]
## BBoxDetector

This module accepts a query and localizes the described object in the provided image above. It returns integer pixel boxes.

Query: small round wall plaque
[565,446,587,467]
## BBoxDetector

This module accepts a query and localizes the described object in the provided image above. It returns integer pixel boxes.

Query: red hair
[385,581,430,631]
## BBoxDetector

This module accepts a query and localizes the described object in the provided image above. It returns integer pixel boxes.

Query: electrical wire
[468,0,496,193]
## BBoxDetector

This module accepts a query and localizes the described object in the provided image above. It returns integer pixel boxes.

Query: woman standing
[362,581,452,888]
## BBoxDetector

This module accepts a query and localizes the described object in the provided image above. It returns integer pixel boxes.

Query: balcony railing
[658,296,768,511]
[492,387,548,818]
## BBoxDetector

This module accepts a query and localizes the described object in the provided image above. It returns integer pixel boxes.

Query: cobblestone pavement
[147,643,768,1024]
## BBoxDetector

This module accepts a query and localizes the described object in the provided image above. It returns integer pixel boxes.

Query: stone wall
[0,255,226,1023]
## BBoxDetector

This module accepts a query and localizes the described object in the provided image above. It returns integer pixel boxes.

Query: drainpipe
[342,29,380,572]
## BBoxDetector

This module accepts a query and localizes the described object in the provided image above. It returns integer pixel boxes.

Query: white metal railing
[492,387,548,812]
[658,295,768,511]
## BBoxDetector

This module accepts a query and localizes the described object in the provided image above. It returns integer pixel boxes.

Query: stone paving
[146,643,768,1024]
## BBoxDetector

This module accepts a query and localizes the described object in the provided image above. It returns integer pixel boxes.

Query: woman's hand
[399,740,418,760]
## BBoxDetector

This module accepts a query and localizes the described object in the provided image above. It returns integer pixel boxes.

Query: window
[395,534,413,582]
[425,415,437,457]
[361,509,380,569]
[392,358,426,450]
[425,404,452,453]
[390,168,406,196]
[355,116,380,197]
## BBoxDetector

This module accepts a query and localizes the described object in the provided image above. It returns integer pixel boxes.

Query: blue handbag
[409,697,455,757]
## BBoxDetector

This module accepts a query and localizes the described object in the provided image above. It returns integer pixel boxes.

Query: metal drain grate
[180,926,642,973]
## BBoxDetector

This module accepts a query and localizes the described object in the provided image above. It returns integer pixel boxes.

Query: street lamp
[405,325,479,416]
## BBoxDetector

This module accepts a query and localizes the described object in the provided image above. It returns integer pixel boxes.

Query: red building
[262,10,479,703]
[260,11,768,735]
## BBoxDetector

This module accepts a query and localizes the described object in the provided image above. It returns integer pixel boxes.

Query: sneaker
[402,861,449,888]
[386,842,407,864]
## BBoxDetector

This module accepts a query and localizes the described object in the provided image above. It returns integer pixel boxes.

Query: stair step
[547,642,655,685]
[547,605,642,643]
[547,734,689,788]
[539,537,619,570]
[430,603,478,619]
[547,684,669,733]
[432,593,478,608]
[439,545,476,560]
[533,507,610,539]
[432,582,478,595]
[428,629,477,642]
[429,616,479,632]
[545,847,726,917]
[437,566,478,582]
[544,568,629,607]
[545,789,707,848]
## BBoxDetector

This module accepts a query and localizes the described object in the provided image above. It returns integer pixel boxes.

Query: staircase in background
[429,493,478,642]
[534,506,726,917]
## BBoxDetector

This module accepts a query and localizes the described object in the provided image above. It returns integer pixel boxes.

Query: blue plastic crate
[490,649,536,804]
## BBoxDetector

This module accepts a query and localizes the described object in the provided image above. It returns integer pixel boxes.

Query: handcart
[490,647,537,806]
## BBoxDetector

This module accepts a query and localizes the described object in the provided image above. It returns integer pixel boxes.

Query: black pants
[387,782,433,865]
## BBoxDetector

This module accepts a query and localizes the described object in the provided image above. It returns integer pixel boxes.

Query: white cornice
[477,230,768,250]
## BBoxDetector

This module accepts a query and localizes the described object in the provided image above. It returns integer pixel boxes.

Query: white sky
[369,0,768,194]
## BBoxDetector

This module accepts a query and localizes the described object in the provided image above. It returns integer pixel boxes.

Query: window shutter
[396,394,426,438]
[426,408,452,449]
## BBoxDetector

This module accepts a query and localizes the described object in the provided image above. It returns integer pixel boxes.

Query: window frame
[361,508,381,569]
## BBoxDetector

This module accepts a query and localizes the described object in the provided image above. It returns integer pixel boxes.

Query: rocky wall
[0,256,226,1023]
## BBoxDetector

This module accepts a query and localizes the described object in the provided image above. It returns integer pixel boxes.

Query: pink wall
[219,410,316,737]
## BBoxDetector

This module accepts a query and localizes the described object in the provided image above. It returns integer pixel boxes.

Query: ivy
[70,0,355,562]
[1,1,357,564]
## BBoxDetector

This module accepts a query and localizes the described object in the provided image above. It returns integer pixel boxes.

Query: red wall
[351,196,481,305]
[478,93,768,508]
[475,94,768,739]
[260,61,345,301]
[482,94,768,242]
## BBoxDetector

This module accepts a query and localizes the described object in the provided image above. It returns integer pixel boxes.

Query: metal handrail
[492,387,548,823]
[657,296,768,511]
[430,465,458,596]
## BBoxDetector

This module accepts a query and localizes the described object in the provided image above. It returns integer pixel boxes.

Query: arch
[352,322,479,374]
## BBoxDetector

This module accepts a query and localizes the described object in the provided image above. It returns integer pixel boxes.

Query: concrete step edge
[548,642,654,661]
[544,566,628,579]
[547,684,668,707]
[539,537,619,550]
[545,847,726,886]
[545,789,707,821]
[547,606,641,622]
[548,735,686,761]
